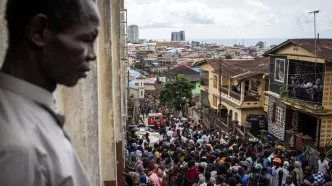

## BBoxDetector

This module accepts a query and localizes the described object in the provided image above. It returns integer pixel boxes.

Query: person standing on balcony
[0,0,100,185]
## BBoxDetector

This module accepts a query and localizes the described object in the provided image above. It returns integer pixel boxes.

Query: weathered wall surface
[54,72,100,186]
[0,0,7,65]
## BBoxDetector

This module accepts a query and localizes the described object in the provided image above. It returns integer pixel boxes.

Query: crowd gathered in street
[125,108,332,186]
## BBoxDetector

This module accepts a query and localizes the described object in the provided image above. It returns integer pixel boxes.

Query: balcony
[219,85,229,95]
[244,95,260,101]
[200,77,209,86]
[241,94,262,108]
[230,91,241,101]
[287,59,324,106]
[288,86,323,105]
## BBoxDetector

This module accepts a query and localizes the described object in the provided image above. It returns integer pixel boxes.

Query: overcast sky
[125,0,332,40]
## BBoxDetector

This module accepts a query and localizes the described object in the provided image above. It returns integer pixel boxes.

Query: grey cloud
[190,16,216,24]
[140,23,176,29]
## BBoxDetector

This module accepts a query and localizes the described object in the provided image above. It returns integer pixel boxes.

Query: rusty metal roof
[209,57,269,80]
[166,65,200,82]
[264,39,332,61]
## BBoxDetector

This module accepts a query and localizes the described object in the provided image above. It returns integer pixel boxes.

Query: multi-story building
[264,39,332,152]
[171,32,180,41]
[180,31,186,41]
[195,58,269,126]
[128,25,139,43]
[171,30,186,41]
[156,41,180,48]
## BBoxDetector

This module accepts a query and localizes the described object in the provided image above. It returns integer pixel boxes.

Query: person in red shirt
[185,160,199,186]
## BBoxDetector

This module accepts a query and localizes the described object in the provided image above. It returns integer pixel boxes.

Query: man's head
[5,0,100,88]
[304,166,312,176]
[204,171,211,181]
[320,153,326,161]
[312,165,318,173]
[286,175,293,185]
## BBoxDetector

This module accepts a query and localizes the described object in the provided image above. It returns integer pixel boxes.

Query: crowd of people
[125,115,332,186]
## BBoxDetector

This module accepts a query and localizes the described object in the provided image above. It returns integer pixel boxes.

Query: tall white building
[128,25,139,43]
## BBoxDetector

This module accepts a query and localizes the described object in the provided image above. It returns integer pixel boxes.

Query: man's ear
[26,14,51,47]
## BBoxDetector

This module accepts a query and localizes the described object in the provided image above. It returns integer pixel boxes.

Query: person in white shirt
[318,153,329,174]
[285,175,295,186]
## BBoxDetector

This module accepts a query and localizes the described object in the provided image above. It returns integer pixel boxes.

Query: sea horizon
[150,37,331,47]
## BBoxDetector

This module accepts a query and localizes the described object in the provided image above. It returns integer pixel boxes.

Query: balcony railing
[288,86,322,105]
[200,78,209,86]
[244,95,260,102]
[219,86,229,95]
[230,91,241,101]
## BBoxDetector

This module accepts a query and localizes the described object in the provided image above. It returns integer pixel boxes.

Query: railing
[200,78,209,86]
[288,86,323,105]
[244,95,260,102]
[219,86,229,95]
[230,91,241,100]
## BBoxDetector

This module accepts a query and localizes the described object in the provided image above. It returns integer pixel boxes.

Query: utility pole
[219,58,222,132]
[309,10,320,80]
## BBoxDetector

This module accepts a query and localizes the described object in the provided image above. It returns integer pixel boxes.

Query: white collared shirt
[0,73,91,186]
[318,159,329,174]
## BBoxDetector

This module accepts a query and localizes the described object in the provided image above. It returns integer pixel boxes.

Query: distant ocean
[189,38,288,47]
[154,38,288,47]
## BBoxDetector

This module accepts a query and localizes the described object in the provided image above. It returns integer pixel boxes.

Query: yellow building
[195,58,270,126]
[156,41,180,48]
[264,39,332,152]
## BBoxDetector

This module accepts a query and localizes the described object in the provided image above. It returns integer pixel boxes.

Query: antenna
[309,10,321,81]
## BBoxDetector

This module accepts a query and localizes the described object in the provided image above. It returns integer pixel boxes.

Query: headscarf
[294,161,304,181]
[283,161,289,169]
[136,164,144,173]
[129,172,140,185]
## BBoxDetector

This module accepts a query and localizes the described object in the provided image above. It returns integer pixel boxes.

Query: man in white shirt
[0,0,100,185]
[318,153,329,174]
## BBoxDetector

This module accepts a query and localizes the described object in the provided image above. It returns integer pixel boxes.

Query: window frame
[274,58,286,83]
[213,75,218,89]
[275,106,284,127]
[213,95,218,106]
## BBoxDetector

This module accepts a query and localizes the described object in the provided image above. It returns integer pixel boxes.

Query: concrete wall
[129,88,139,99]
[0,0,7,64]
[192,81,200,95]
[145,84,155,90]
[54,78,100,186]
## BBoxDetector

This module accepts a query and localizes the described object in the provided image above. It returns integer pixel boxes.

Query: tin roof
[208,57,269,80]
[264,39,332,61]
[166,64,200,82]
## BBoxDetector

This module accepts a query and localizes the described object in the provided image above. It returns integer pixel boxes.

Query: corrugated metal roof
[264,38,332,61]
[209,57,269,80]
[166,65,200,82]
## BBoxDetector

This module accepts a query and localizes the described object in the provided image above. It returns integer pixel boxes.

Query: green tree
[255,41,265,48]
[159,74,194,114]
[225,54,233,59]
[134,61,146,70]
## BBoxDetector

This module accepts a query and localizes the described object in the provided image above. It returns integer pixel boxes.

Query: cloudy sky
[125,0,332,40]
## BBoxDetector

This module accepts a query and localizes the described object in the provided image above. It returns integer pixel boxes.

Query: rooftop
[196,57,269,80]
[264,38,332,61]
[167,63,200,82]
